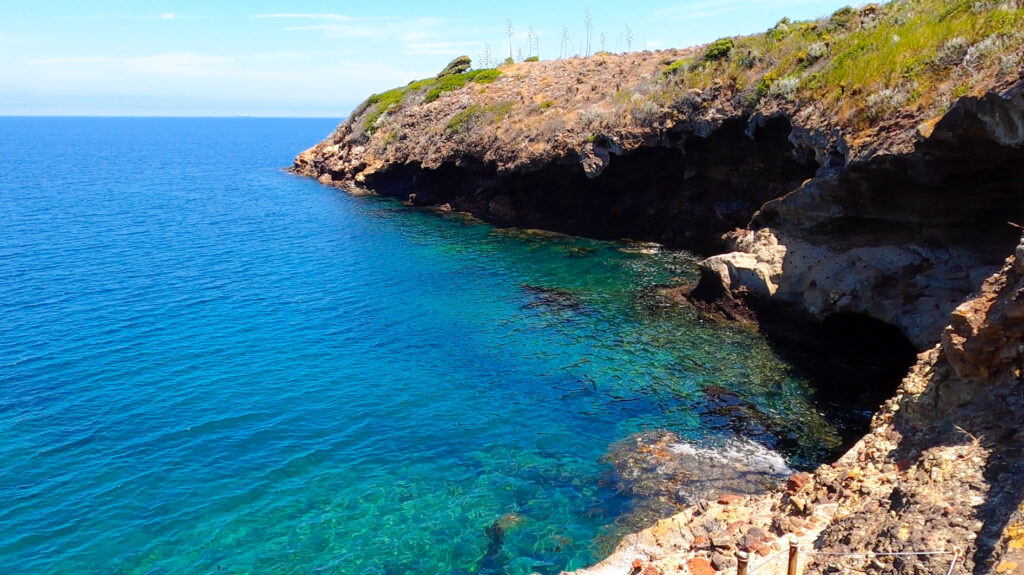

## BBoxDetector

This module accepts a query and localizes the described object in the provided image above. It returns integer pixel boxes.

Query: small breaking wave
[601,430,793,521]
[667,437,794,478]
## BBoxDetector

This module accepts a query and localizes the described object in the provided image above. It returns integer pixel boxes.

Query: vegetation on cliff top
[328,0,1023,169]
[665,0,1024,125]
[357,62,502,135]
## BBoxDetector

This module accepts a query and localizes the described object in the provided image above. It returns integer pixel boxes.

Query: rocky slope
[572,240,1024,575]
[293,0,1024,572]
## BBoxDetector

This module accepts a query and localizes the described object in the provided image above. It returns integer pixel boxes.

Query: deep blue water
[0,118,841,574]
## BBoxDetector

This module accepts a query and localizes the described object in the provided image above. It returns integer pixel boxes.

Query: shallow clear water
[0,118,840,574]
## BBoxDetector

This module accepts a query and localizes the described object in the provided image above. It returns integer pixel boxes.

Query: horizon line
[0,114,347,119]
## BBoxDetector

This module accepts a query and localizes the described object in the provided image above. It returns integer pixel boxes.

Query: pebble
[711,552,736,571]
[787,472,812,494]
[709,531,734,550]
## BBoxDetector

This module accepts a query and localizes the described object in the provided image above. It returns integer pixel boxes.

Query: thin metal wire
[746,547,790,575]
[945,549,961,575]
[801,549,953,558]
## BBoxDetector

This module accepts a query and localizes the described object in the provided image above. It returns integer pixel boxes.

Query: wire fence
[732,539,961,575]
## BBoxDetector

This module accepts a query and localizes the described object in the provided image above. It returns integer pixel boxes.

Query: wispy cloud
[255,12,443,44]
[253,13,355,21]
[5,48,425,114]
[77,13,197,21]
[28,53,236,78]
[283,24,379,37]
[251,13,398,22]
[19,51,416,89]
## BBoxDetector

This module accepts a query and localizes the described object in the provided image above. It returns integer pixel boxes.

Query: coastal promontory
[295,0,1024,572]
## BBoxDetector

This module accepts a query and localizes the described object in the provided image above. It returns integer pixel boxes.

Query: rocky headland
[294,0,1024,573]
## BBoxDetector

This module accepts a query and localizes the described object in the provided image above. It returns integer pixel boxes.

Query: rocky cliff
[294,0,1024,572]
[572,240,1024,575]
[296,0,1024,351]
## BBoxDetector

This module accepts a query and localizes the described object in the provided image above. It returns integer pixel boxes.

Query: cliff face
[702,88,1024,348]
[296,0,1024,351]
[293,0,1024,572]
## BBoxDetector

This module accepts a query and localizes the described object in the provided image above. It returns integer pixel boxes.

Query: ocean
[1,117,844,574]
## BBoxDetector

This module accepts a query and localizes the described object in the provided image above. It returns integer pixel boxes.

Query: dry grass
[329,0,1024,176]
[658,0,1024,125]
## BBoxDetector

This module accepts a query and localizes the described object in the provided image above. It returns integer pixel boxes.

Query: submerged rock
[601,431,791,512]
[521,284,584,313]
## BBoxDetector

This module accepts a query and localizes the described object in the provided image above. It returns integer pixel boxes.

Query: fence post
[787,539,799,575]
[736,550,749,575]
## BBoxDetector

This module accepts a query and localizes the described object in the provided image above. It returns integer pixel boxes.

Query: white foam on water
[668,437,794,477]
[618,242,662,255]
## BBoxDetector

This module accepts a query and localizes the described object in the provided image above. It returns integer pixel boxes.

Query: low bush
[424,69,502,103]
[703,38,735,62]
[662,59,686,77]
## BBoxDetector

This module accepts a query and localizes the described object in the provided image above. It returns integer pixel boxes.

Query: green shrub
[357,68,502,133]
[702,38,735,62]
[445,107,479,133]
[488,101,514,118]
[754,69,779,102]
[424,69,502,103]
[437,55,472,77]
[768,19,792,42]
[828,6,856,31]
[524,56,539,62]
[444,101,514,133]
[662,59,686,77]
[361,87,408,133]
[470,69,502,84]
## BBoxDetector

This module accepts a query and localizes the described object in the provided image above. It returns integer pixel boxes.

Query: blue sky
[0,1,856,117]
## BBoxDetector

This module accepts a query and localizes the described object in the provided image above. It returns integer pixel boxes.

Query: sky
[0,1,857,117]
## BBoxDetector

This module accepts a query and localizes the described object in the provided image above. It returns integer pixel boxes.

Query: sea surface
[1,118,847,574]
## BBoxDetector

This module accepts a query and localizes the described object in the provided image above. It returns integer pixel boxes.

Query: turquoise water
[1,118,841,574]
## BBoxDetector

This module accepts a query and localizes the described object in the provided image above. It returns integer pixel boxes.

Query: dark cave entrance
[362,116,819,255]
[757,308,920,453]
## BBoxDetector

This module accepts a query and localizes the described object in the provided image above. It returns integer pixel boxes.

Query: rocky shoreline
[573,243,1024,575]
[293,1,1024,573]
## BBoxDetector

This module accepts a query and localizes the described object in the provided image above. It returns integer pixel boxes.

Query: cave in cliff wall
[363,116,818,254]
